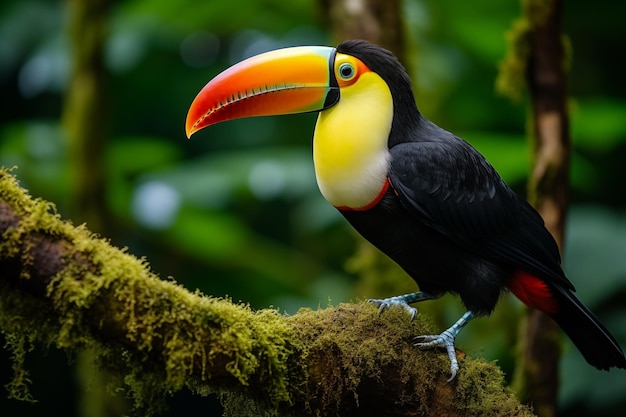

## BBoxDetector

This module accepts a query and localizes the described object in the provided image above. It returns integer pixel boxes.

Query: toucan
[185,39,626,380]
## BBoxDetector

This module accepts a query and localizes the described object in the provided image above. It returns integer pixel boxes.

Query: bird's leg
[368,291,438,320]
[414,310,474,381]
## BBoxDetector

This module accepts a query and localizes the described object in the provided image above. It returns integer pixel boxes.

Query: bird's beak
[185,46,339,138]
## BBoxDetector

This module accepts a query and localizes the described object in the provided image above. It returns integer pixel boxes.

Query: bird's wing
[388,139,572,289]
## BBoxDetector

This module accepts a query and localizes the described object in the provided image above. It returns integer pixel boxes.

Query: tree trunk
[62,1,123,416]
[318,0,407,62]
[62,0,112,233]
[500,1,571,416]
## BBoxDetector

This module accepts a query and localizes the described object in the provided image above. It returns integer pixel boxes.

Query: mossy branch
[0,168,533,416]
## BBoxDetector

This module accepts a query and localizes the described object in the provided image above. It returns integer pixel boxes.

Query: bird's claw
[414,329,459,382]
[368,296,418,320]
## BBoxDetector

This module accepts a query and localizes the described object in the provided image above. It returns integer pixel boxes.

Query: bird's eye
[338,63,355,80]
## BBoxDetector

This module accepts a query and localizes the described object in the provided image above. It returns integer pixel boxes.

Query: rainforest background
[1,0,625,415]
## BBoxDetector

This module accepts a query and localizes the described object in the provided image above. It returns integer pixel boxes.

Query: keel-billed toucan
[186,40,626,379]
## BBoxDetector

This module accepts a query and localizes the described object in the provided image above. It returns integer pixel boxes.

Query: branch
[0,168,533,416]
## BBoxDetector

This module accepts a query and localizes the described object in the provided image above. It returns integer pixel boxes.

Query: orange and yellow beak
[185,46,340,138]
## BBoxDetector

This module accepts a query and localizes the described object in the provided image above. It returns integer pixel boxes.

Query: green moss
[454,359,534,417]
[290,304,532,417]
[496,0,571,102]
[0,168,296,414]
[224,302,534,417]
[496,18,531,102]
[298,304,435,415]
[2,332,37,402]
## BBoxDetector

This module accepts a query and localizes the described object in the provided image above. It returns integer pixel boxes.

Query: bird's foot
[413,310,474,382]
[414,329,460,382]
[368,295,418,320]
[368,291,438,320]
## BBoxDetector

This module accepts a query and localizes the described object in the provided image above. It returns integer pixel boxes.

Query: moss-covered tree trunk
[499,1,570,416]
[62,1,122,415]
[520,1,569,414]
[0,168,535,416]
[62,0,112,233]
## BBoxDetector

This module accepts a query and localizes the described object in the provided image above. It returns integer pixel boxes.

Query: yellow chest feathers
[313,72,393,209]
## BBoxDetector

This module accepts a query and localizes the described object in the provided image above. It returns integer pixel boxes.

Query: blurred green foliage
[1,0,625,416]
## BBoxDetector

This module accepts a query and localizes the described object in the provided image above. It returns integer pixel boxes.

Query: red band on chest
[336,178,390,212]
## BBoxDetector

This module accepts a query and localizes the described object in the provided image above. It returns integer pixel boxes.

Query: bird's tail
[549,284,626,370]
